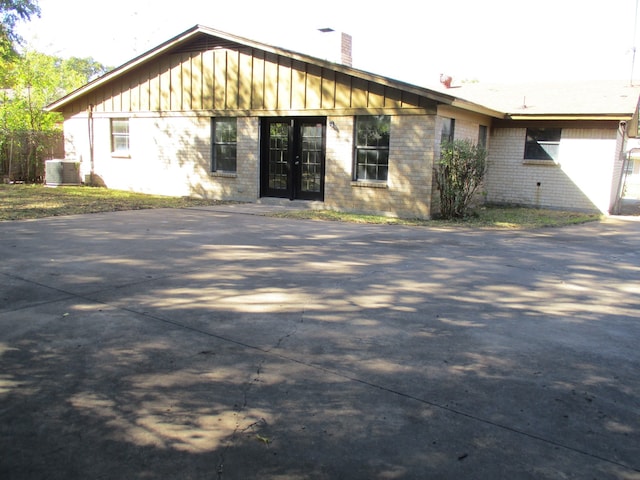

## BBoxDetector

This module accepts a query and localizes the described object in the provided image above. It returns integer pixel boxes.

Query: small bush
[435,139,487,219]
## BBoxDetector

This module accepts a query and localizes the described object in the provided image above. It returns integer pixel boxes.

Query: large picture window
[111,119,130,155]
[354,115,390,182]
[212,118,237,172]
[524,128,561,161]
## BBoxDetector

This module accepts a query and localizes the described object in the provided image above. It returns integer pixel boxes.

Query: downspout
[87,104,94,186]
[611,121,628,215]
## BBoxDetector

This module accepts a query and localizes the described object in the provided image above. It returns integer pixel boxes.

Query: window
[478,125,488,148]
[354,115,390,182]
[111,119,130,155]
[212,118,237,172]
[440,118,455,145]
[524,128,561,161]
[625,158,636,176]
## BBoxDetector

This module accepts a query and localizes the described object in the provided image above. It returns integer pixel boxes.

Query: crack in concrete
[216,311,302,478]
[5,271,637,476]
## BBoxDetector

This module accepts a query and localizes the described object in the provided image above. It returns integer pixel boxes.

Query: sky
[15,0,640,88]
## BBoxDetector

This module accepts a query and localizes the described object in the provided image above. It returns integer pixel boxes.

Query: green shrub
[435,139,487,219]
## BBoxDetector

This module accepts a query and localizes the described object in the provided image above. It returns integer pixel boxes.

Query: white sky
[15,0,640,87]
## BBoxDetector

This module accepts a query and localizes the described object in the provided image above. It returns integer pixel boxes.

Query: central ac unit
[45,160,81,186]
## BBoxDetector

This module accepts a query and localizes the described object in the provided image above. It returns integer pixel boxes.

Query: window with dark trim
[524,128,561,161]
[440,118,455,145]
[111,118,130,155]
[354,115,390,182]
[478,125,488,148]
[212,118,237,172]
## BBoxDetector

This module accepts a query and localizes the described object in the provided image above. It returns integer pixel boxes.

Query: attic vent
[45,160,81,186]
[173,34,246,54]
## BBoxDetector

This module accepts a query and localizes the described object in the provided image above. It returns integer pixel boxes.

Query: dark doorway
[260,117,325,201]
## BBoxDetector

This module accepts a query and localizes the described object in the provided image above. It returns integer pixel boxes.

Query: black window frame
[478,125,488,149]
[212,117,238,173]
[354,115,390,182]
[440,118,455,145]
[524,128,561,161]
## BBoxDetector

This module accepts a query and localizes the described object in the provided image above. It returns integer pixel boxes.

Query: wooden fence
[0,130,65,183]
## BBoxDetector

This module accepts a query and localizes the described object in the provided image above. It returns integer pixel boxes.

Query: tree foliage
[1,49,109,181]
[1,51,109,131]
[434,139,487,219]
[0,0,41,59]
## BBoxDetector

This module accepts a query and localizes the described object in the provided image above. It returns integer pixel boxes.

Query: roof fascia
[46,25,213,111]
[506,113,633,121]
[46,24,510,118]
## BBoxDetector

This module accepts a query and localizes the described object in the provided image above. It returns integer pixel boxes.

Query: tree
[434,139,487,219]
[2,51,109,130]
[0,50,109,181]
[0,0,41,60]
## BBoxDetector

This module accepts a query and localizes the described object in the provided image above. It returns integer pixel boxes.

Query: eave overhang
[506,113,633,121]
[44,24,505,119]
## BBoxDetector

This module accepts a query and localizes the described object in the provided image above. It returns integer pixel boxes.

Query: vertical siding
[159,57,171,111]
[251,52,265,109]
[191,52,203,110]
[149,63,160,111]
[334,72,351,108]
[368,83,385,108]
[277,58,292,110]
[306,64,322,109]
[64,46,436,114]
[181,53,192,110]
[291,60,306,110]
[169,55,182,111]
[263,52,278,108]
[321,70,335,109]
[226,51,239,109]
[213,50,226,109]
[201,50,214,110]
[238,51,253,110]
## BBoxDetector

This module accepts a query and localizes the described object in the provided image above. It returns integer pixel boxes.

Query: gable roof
[47,25,639,122]
[430,80,640,120]
[45,25,503,118]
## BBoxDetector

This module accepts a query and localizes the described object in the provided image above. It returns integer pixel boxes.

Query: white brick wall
[63,114,259,201]
[63,111,486,219]
[486,127,620,213]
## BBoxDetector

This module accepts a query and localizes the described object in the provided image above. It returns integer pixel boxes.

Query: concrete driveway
[1,205,639,479]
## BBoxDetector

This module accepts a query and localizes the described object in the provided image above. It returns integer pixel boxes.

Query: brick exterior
[324,115,435,218]
[62,109,623,217]
[64,114,259,201]
[50,27,637,218]
[486,127,621,213]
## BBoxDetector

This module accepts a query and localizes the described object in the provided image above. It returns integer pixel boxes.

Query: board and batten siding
[60,48,437,116]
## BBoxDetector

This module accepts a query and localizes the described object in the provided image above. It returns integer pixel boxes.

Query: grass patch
[0,184,602,229]
[0,184,231,221]
[271,206,602,229]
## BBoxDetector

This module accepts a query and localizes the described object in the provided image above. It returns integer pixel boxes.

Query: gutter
[506,114,634,121]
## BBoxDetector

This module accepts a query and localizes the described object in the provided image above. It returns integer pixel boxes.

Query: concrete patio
[1,205,639,479]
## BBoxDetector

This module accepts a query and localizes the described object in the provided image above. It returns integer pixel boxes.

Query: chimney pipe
[317,28,352,66]
[341,32,352,67]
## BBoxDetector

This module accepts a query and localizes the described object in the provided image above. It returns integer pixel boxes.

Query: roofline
[46,25,206,111]
[506,113,634,121]
[45,24,505,118]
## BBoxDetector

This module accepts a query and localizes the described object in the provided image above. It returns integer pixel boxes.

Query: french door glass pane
[269,123,289,190]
